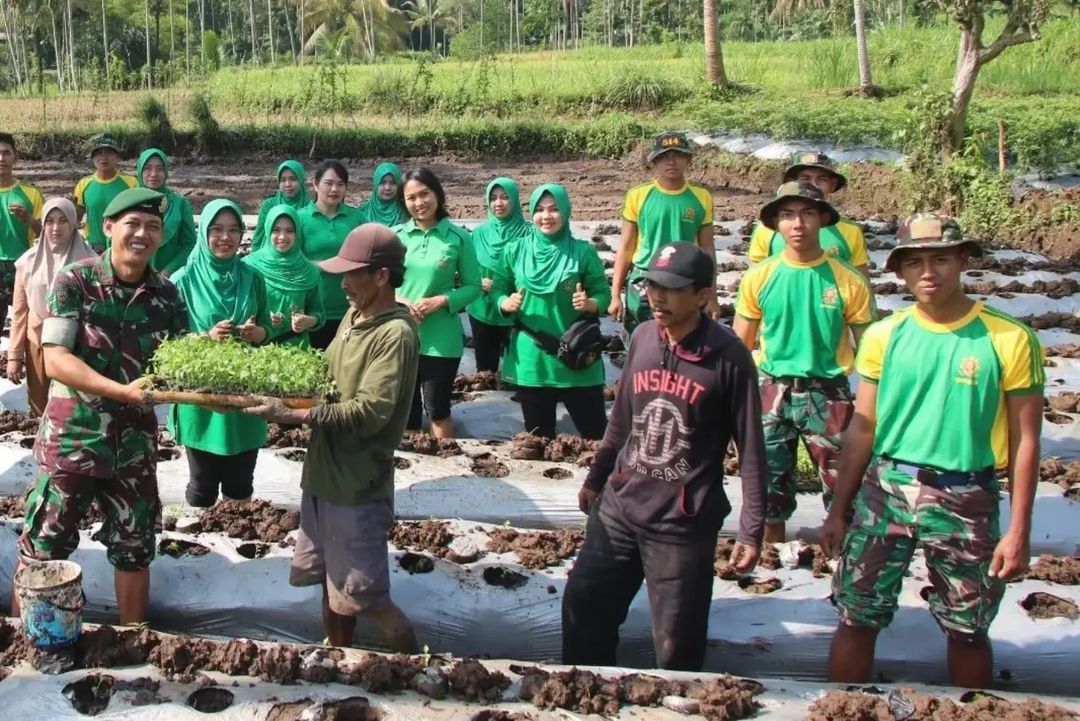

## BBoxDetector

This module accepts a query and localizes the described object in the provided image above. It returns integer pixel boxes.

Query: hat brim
[884,240,983,271]
[316,257,374,274]
[90,144,121,155]
[647,147,694,163]
[759,195,841,231]
[642,269,696,289]
[782,163,848,191]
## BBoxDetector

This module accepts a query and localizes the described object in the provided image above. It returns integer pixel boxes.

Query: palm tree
[303,0,406,60]
[704,0,729,88]
[403,0,443,54]
[853,0,874,95]
[769,0,829,23]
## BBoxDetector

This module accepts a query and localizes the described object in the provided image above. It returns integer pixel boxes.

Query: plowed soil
[1024,555,1080,584]
[388,520,455,557]
[486,528,584,569]
[197,499,300,543]
[806,688,1079,720]
[398,432,463,457]
[507,432,600,465]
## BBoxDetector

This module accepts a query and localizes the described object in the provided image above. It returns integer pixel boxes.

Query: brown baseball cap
[317,223,406,274]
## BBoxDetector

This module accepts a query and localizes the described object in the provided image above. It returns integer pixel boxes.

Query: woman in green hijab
[169,199,273,507]
[250,160,309,252]
[242,204,324,347]
[358,162,408,227]
[136,148,196,276]
[493,183,611,440]
[467,177,531,373]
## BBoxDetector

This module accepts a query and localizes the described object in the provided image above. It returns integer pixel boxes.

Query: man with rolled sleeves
[247,224,420,652]
[15,187,189,624]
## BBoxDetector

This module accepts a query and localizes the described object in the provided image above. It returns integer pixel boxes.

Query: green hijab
[242,205,321,293]
[359,162,408,226]
[515,183,581,295]
[473,177,530,270]
[268,160,310,210]
[173,199,258,332]
[136,148,184,239]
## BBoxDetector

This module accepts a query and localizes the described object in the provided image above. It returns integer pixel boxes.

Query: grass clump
[152,336,334,399]
[136,96,173,150]
[188,93,223,154]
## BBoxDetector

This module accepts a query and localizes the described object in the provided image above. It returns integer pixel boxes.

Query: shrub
[136,96,174,151]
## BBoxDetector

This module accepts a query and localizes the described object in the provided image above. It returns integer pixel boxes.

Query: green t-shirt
[858,302,1044,472]
[493,239,612,389]
[0,181,43,261]
[262,284,325,347]
[736,254,875,379]
[622,180,713,272]
[74,172,137,251]
[298,203,363,322]
[167,273,274,456]
[396,218,481,358]
[748,219,869,267]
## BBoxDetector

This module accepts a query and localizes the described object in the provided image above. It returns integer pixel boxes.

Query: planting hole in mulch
[236,542,270,559]
[17,435,35,449]
[471,453,510,478]
[1067,487,1080,502]
[186,687,235,713]
[295,697,380,721]
[542,467,573,480]
[1044,412,1073,425]
[737,576,783,594]
[266,699,312,721]
[1021,592,1079,620]
[393,456,412,470]
[158,539,211,559]
[398,552,435,574]
[156,447,182,462]
[471,711,536,721]
[281,449,306,463]
[483,566,528,589]
[62,674,115,715]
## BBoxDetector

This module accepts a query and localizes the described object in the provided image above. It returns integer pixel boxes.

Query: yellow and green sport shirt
[747,218,868,267]
[74,172,137,250]
[622,180,713,272]
[736,254,874,379]
[0,181,43,260]
[857,302,1044,471]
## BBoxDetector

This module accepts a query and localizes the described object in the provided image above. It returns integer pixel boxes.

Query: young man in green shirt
[610,131,720,337]
[821,213,1043,688]
[0,133,43,325]
[734,182,875,543]
[74,134,137,253]
[747,152,869,276]
[247,223,420,653]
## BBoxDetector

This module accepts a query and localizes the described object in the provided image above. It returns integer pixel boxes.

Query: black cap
[643,242,715,289]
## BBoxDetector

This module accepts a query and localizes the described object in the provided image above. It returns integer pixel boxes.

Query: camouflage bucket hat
[782,151,847,191]
[88,133,123,157]
[647,131,694,163]
[759,181,841,231]
[885,213,982,271]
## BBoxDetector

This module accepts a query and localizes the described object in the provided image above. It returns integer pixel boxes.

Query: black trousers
[562,493,718,671]
[407,355,461,429]
[516,384,607,440]
[308,322,340,352]
[185,447,260,507]
[469,315,511,374]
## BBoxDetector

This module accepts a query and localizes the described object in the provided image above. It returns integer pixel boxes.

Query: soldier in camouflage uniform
[821,214,1043,688]
[15,187,189,625]
[733,183,875,543]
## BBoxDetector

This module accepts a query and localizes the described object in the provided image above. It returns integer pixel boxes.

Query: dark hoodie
[302,305,419,506]
[585,314,767,545]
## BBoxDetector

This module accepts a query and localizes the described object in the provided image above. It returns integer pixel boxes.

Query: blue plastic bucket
[14,560,85,651]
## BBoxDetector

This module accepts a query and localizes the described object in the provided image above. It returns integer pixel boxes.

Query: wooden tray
[145,390,317,409]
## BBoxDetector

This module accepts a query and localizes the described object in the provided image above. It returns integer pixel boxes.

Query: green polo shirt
[396,217,481,358]
[298,202,364,322]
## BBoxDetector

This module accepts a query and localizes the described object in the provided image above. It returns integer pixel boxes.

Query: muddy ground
[806,688,1079,721]
[16,154,1080,259]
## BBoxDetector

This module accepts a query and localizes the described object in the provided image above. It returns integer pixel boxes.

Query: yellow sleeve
[122,173,137,189]
[836,261,874,326]
[23,184,44,243]
[690,185,713,226]
[984,310,1046,394]
[735,264,769,320]
[855,317,894,382]
[621,184,650,224]
[747,223,773,264]
[839,220,868,267]
[73,177,90,208]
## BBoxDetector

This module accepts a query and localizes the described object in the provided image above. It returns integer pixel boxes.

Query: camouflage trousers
[832,459,1004,637]
[0,260,16,328]
[760,374,854,522]
[20,463,162,571]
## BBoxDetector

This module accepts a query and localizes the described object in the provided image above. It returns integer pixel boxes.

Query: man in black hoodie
[562,242,767,671]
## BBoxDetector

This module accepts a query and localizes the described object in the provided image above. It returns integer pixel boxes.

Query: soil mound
[0,494,27,519]
[1024,555,1080,584]
[507,433,600,465]
[398,432,463,457]
[454,372,501,392]
[197,499,299,543]
[807,688,1079,721]
[448,659,510,702]
[471,452,511,478]
[265,423,311,448]
[1039,458,1080,490]
[0,410,38,435]
[389,520,454,557]
[486,528,584,569]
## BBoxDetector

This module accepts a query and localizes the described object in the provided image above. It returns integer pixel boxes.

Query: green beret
[103,187,168,220]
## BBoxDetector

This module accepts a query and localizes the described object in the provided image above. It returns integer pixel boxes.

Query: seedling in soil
[399,552,435,574]
[62,673,115,715]
[158,538,211,559]
[236,542,270,559]
[483,566,528,589]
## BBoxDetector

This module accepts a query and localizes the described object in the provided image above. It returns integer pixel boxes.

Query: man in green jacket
[247,223,419,651]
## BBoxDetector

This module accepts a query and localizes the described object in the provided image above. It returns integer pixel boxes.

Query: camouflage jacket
[35,253,189,477]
